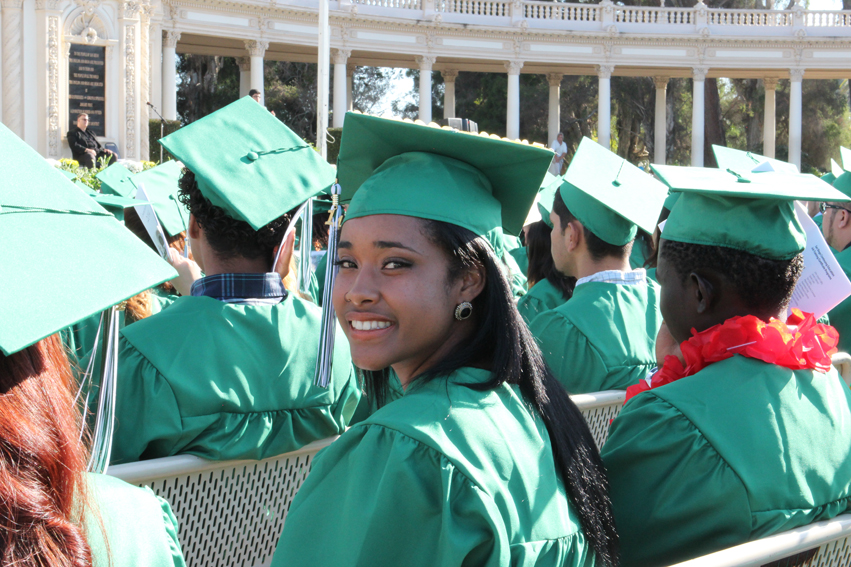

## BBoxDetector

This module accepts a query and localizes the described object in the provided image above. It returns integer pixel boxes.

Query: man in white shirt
[549,132,567,175]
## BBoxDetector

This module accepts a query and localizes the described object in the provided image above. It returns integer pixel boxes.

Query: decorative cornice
[34,0,62,10]
[120,0,142,19]
[244,39,268,57]
[0,0,23,8]
[163,29,181,47]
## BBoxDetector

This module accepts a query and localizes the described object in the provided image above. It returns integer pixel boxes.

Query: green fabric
[96,163,135,197]
[349,369,405,425]
[508,246,528,277]
[712,145,797,174]
[828,246,851,353]
[664,192,807,261]
[272,367,595,567]
[815,213,824,229]
[90,194,143,223]
[834,171,851,198]
[159,97,335,230]
[628,241,648,270]
[0,122,175,355]
[822,172,837,185]
[663,191,680,212]
[111,294,361,464]
[337,113,553,236]
[130,160,189,237]
[536,174,562,229]
[85,473,186,567]
[530,280,661,394]
[560,137,668,245]
[517,278,568,325]
[309,252,328,307]
[602,356,851,567]
[645,267,657,283]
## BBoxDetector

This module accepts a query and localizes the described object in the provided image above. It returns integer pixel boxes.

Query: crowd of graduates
[2,94,851,567]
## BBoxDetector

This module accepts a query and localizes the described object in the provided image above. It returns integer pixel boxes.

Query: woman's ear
[458,262,487,304]
[691,271,716,315]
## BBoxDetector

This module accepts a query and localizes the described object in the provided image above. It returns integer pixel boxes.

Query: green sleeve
[517,294,547,326]
[272,425,507,567]
[111,337,184,464]
[529,312,608,394]
[601,393,752,567]
[151,489,188,567]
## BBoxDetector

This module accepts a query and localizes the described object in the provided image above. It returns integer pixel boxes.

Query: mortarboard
[0,123,175,355]
[96,163,136,197]
[338,113,553,238]
[712,145,798,174]
[559,137,668,246]
[129,160,189,237]
[159,96,336,231]
[90,193,145,224]
[651,164,850,261]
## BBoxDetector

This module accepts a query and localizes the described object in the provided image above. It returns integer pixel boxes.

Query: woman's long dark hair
[525,220,576,300]
[365,220,619,567]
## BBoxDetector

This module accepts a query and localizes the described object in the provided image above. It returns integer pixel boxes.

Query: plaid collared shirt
[575,268,648,288]
[190,273,287,305]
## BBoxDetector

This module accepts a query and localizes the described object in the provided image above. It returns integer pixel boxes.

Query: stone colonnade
[159,34,805,167]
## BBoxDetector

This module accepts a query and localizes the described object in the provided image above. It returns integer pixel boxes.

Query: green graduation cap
[663,191,680,212]
[159,96,336,231]
[58,168,77,181]
[831,158,844,179]
[651,164,850,261]
[833,171,851,199]
[96,163,135,197]
[822,171,837,186]
[338,113,553,237]
[129,160,189,236]
[523,173,561,228]
[90,193,146,223]
[74,179,96,196]
[559,137,668,246]
[0,123,176,356]
[712,145,798,174]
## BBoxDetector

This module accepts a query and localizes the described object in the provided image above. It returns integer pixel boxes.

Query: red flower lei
[625,309,840,403]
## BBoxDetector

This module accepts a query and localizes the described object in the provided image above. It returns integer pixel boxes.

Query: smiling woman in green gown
[271,114,619,567]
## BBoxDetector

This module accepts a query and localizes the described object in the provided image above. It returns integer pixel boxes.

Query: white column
[416,56,436,123]
[237,57,250,98]
[547,73,562,147]
[763,77,778,159]
[150,20,163,112]
[245,40,268,105]
[2,0,24,137]
[119,4,142,161]
[596,65,614,150]
[789,70,804,170]
[162,30,180,121]
[34,0,62,157]
[653,76,669,165]
[441,69,458,119]
[505,61,523,140]
[346,63,355,111]
[691,67,708,167]
[332,49,350,128]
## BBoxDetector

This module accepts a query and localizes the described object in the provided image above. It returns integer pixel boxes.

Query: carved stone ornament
[441,69,459,82]
[692,66,709,81]
[653,76,669,90]
[789,68,805,82]
[596,64,615,79]
[236,56,250,72]
[125,24,136,158]
[432,13,443,24]
[47,14,61,157]
[546,73,562,87]
[606,24,618,36]
[332,48,351,65]
[245,40,269,57]
[600,0,613,14]
[163,30,181,48]
[504,60,523,75]
[74,0,100,14]
[763,77,779,90]
[694,0,708,15]
[346,63,356,77]
[416,55,436,70]
[120,0,141,19]
[68,11,108,41]
[35,0,61,10]
[795,28,807,39]
[699,26,710,38]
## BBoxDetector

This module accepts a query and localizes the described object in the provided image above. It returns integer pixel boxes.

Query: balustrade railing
[347,0,851,34]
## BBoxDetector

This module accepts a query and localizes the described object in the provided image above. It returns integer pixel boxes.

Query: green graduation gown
[530,280,661,393]
[601,356,851,567]
[508,245,528,277]
[516,278,568,325]
[309,252,328,306]
[272,368,596,567]
[86,473,185,567]
[110,294,361,464]
[828,246,851,352]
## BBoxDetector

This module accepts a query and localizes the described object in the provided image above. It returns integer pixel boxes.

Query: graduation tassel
[86,304,122,474]
[314,183,343,389]
[298,198,314,295]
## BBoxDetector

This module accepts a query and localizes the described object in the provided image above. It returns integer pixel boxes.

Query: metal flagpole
[317,0,330,160]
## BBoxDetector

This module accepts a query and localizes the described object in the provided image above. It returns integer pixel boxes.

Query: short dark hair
[76,113,88,120]
[660,239,804,314]
[552,190,632,262]
[177,168,293,264]
[525,220,575,300]
[248,89,260,97]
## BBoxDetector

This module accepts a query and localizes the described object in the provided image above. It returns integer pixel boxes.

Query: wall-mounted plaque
[68,44,106,137]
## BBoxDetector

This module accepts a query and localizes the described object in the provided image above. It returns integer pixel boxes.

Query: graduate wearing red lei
[626,308,840,403]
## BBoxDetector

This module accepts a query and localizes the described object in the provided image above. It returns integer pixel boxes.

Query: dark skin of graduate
[333,215,485,388]
[655,238,786,345]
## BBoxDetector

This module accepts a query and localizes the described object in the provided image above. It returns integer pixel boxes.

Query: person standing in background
[549,132,567,175]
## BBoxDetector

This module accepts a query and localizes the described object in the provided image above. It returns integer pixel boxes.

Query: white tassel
[314,184,343,388]
[86,305,121,474]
